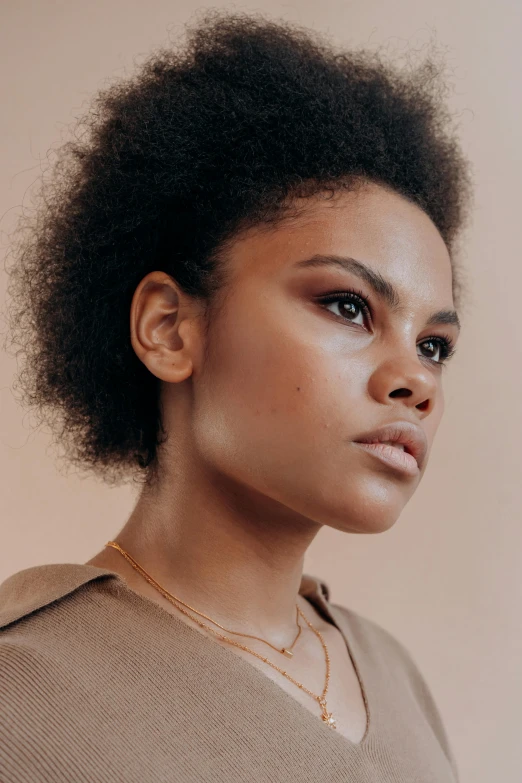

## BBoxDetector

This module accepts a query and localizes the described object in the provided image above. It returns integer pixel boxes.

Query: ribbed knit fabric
[0,563,458,782]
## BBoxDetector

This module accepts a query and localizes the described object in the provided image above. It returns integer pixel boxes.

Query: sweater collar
[0,563,333,631]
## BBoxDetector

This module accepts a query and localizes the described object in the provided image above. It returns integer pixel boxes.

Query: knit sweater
[0,563,458,782]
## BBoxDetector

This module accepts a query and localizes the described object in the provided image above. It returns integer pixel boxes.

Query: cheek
[191,300,418,532]
[193,300,354,486]
[201,312,314,428]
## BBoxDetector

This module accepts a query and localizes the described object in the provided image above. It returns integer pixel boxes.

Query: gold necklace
[105,540,337,729]
[105,540,302,659]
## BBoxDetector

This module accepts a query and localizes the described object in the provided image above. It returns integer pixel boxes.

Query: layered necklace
[105,540,337,729]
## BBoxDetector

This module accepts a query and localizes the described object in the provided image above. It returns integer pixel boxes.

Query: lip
[353,441,419,477]
[352,420,428,476]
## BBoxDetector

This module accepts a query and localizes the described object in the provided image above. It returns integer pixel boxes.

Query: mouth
[352,440,419,477]
[351,420,427,478]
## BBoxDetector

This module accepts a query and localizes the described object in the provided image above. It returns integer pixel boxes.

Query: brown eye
[417,336,456,366]
[318,291,370,327]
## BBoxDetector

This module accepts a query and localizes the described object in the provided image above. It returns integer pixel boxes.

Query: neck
[97,468,322,641]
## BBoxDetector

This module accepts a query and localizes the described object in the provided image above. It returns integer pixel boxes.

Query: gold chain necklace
[106,540,302,658]
[105,540,337,729]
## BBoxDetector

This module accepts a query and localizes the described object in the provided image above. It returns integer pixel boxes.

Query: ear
[129,270,203,383]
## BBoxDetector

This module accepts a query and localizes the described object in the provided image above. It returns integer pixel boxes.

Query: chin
[323,487,408,535]
[329,514,400,535]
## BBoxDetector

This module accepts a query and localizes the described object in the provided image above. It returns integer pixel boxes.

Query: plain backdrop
[1,2,521,782]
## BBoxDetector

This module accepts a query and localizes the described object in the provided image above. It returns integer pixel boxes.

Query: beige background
[1,2,520,781]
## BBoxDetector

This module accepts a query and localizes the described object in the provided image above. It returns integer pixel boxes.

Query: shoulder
[330,599,459,777]
[0,564,110,781]
[0,562,120,692]
[0,562,120,631]
[0,563,125,773]
[0,562,121,691]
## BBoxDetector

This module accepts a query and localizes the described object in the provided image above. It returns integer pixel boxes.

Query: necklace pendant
[319,699,337,729]
[321,711,337,729]
[281,648,294,658]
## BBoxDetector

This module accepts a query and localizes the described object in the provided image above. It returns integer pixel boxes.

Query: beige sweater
[0,563,458,782]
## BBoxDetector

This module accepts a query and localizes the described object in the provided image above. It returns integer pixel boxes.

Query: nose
[367,355,438,414]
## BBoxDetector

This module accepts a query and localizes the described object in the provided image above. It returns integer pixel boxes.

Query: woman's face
[166,181,460,534]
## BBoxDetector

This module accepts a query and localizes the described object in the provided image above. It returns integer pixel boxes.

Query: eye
[417,335,457,366]
[317,292,457,367]
[318,290,371,327]
[319,291,456,367]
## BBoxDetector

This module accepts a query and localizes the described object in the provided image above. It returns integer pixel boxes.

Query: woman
[0,10,472,782]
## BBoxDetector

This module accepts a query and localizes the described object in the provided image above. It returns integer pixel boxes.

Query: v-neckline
[294,572,373,748]
[68,563,375,753]
[86,565,373,754]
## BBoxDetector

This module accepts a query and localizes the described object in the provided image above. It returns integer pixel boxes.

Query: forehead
[224,182,454,308]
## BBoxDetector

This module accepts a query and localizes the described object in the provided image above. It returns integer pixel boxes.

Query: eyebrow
[294,254,461,332]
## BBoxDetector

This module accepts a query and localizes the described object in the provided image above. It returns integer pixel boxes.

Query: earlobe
[131,318,196,385]
[143,348,194,384]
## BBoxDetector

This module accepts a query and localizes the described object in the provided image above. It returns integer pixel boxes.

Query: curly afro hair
[4,9,473,487]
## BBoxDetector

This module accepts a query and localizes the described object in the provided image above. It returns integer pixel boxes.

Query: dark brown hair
[4,10,473,487]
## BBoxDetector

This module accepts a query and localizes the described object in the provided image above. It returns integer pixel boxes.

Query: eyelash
[317,288,458,367]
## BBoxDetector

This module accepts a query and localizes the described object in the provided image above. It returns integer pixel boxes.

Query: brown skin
[86,180,459,742]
